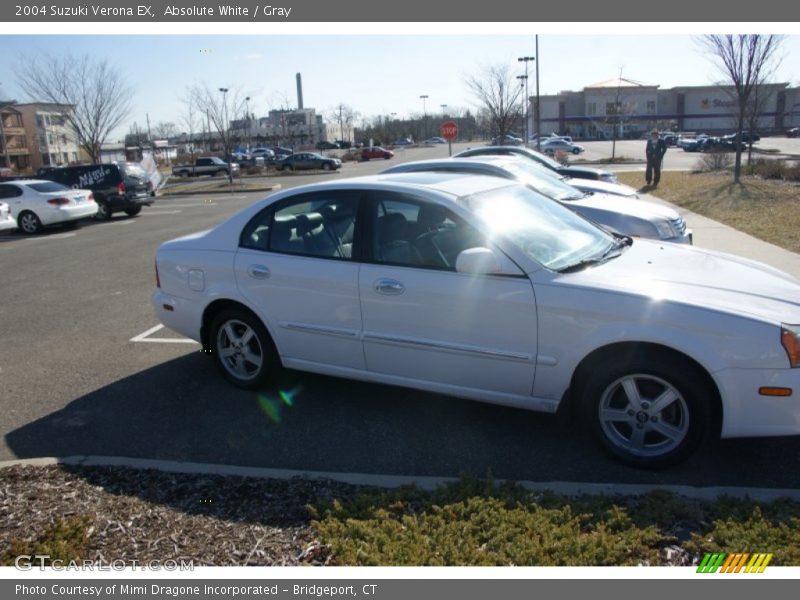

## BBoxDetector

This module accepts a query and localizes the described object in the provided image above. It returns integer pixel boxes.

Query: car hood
[567,178,638,197]
[564,193,679,221]
[563,165,612,178]
[556,240,800,325]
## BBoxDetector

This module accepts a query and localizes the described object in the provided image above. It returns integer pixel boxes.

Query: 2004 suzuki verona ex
[152,172,800,468]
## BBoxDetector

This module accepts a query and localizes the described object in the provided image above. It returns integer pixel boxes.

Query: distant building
[530,78,800,139]
[231,107,341,147]
[0,102,31,172]
[15,103,82,171]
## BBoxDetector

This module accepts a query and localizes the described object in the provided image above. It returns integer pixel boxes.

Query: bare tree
[188,83,247,158]
[15,54,133,163]
[179,92,199,161]
[152,121,178,140]
[699,35,784,182]
[744,84,776,165]
[465,64,523,141]
[327,103,359,144]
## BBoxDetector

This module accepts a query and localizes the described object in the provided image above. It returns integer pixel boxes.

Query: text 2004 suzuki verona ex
[152,173,800,468]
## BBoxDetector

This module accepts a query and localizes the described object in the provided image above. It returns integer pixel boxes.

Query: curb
[160,184,282,197]
[2,456,799,502]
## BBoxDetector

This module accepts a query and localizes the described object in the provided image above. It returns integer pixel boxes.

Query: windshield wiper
[557,238,630,273]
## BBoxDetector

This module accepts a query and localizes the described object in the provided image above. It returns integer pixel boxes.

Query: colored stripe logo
[697,553,773,573]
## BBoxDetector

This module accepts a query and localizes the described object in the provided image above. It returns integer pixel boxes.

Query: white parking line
[21,232,78,241]
[130,324,199,344]
[162,202,217,208]
[109,220,136,226]
[141,210,183,215]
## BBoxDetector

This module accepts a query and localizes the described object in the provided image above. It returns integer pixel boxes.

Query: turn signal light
[758,387,792,397]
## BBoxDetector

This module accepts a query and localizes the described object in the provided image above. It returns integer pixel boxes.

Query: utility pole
[535,35,541,151]
[518,55,535,146]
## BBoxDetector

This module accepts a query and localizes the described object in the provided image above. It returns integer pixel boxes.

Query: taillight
[47,197,71,206]
[155,259,161,288]
[88,193,94,201]
[117,182,126,194]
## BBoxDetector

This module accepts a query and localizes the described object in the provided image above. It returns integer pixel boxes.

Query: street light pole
[219,87,232,186]
[518,55,535,146]
[419,95,429,140]
[245,96,250,152]
[516,75,528,144]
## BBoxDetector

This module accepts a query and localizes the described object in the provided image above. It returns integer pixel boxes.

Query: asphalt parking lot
[2,141,800,489]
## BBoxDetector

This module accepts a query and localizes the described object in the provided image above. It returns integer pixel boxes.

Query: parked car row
[0,162,158,234]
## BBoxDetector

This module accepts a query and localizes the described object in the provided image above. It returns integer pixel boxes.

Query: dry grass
[616,171,800,253]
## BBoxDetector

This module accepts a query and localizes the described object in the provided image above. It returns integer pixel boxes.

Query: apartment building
[0,102,32,172]
[16,102,82,171]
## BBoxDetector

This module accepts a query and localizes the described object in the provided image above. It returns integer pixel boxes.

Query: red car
[361,146,394,161]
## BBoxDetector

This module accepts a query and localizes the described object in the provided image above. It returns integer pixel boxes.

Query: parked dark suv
[38,162,154,219]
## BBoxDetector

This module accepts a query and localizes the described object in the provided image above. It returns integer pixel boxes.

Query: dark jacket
[646,138,667,161]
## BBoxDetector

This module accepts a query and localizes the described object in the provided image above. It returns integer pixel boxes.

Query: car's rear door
[358,191,538,397]
[234,190,365,370]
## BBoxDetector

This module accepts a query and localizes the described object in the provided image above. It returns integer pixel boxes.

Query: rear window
[121,163,147,179]
[27,182,70,193]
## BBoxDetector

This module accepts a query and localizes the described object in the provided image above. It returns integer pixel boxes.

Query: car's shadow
[6,353,800,490]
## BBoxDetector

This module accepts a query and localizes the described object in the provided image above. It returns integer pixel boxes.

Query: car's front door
[234,190,365,370]
[358,192,538,397]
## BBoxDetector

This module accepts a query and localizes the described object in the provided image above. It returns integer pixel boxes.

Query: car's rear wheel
[580,356,711,468]
[211,309,279,389]
[94,200,112,220]
[18,211,42,234]
[124,206,142,216]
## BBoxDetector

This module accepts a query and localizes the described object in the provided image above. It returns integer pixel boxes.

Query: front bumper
[667,229,693,245]
[716,366,800,438]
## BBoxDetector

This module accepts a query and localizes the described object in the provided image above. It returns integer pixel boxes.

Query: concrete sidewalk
[642,192,800,280]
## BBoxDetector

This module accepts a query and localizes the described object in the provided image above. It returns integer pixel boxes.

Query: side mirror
[456,247,521,276]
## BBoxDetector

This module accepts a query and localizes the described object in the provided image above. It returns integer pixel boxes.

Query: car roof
[383,156,517,174]
[4,179,62,186]
[278,172,518,200]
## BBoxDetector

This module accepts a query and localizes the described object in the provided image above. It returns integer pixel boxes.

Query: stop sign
[440,121,458,141]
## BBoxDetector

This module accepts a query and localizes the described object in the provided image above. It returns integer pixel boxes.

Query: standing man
[645,129,668,187]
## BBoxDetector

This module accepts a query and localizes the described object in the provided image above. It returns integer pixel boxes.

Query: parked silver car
[381,157,691,244]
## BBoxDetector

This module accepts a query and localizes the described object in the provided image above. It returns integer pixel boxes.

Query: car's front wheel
[322,162,332,171]
[210,309,279,389]
[572,147,581,154]
[580,356,712,468]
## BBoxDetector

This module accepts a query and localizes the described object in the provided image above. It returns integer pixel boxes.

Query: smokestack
[296,73,304,110]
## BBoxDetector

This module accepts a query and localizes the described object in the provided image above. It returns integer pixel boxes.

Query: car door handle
[247,265,271,279]
[374,279,405,295]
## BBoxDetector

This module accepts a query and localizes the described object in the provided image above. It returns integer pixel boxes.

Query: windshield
[500,160,586,201]
[463,184,616,272]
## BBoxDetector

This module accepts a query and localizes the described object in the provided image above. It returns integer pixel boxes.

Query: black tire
[94,200,112,221]
[579,354,712,468]
[210,308,280,390]
[17,211,43,234]
[124,206,142,217]
[285,164,294,172]
[572,148,581,154]
[322,162,332,171]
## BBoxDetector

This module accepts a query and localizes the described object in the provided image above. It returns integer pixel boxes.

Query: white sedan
[152,173,800,468]
[0,201,16,232]
[0,179,97,234]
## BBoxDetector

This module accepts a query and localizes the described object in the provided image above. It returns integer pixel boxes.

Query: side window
[0,185,16,199]
[371,194,486,270]
[240,192,359,260]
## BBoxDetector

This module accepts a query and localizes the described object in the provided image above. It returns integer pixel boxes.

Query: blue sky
[1,34,798,140]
